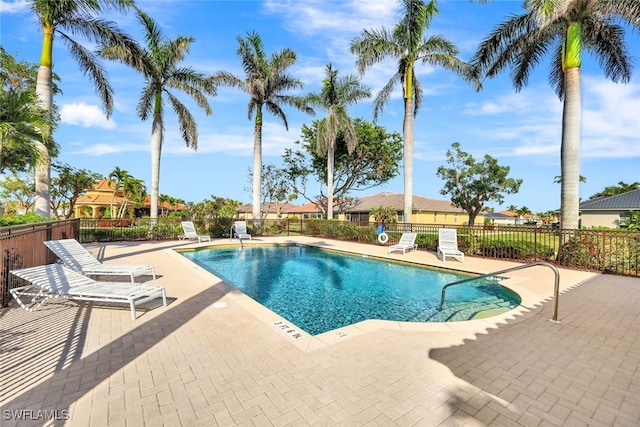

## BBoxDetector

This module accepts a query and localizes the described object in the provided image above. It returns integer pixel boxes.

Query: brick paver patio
[1,237,638,426]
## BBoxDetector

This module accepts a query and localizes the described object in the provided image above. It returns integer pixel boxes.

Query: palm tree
[472,0,639,229]
[350,0,480,223]
[108,166,128,218]
[305,64,371,219]
[212,31,313,223]
[30,0,137,218]
[0,89,57,174]
[118,175,145,219]
[98,8,216,220]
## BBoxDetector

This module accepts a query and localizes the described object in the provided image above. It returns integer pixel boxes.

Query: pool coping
[167,237,598,352]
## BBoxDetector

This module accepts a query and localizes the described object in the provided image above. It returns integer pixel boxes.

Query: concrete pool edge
[167,236,599,353]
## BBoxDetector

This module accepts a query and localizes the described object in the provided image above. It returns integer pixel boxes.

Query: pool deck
[1,236,638,426]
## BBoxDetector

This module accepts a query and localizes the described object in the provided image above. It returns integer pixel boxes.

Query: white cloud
[185,121,303,157]
[0,0,28,13]
[70,143,146,156]
[581,77,640,158]
[60,103,116,129]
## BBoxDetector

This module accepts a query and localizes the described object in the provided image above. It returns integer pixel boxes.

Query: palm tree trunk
[252,109,263,223]
[560,67,581,230]
[34,28,54,218]
[150,113,163,221]
[402,96,414,224]
[327,143,335,220]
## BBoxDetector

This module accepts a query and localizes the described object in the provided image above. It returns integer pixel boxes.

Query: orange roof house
[74,179,136,219]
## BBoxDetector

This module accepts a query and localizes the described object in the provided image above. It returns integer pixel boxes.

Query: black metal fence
[1,218,638,308]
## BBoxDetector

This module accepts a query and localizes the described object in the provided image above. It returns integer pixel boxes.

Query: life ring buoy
[378,232,389,244]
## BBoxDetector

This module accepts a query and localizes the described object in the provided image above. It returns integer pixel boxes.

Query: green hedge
[479,239,555,260]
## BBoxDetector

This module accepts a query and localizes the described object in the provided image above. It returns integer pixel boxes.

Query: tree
[98,7,215,221]
[304,63,371,219]
[589,181,640,199]
[246,164,294,219]
[437,142,522,226]
[117,175,145,219]
[350,0,480,222]
[50,163,103,219]
[472,1,638,229]
[212,31,313,223]
[371,205,398,227]
[0,89,57,174]
[30,0,137,218]
[108,166,129,218]
[283,118,403,216]
[0,172,36,214]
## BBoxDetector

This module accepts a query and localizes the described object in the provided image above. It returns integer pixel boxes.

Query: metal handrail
[439,261,561,322]
[229,225,244,249]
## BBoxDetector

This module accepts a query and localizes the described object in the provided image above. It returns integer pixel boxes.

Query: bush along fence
[1,218,638,308]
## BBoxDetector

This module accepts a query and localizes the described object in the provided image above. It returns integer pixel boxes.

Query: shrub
[480,239,554,261]
[0,212,48,227]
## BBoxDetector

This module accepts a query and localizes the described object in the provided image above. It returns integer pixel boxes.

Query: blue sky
[1,0,639,214]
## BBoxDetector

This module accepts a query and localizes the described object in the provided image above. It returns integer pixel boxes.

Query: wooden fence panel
[0,220,79,307]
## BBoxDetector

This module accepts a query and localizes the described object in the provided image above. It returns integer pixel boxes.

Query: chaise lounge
[44,239,156,283]
[9,264,167,320]
[437,228,465,263]
[388,232,418,255]
[179,221,212,243]
[232,221,252,240]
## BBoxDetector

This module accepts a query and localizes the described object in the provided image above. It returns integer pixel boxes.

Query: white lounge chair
[388,232,418,254]
[232,221,251,240]
[9,264,167,320]
[44,239,156,283]
[437,228,465,263]
[179,221,211,243]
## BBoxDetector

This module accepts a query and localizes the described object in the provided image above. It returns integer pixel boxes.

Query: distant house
[579,189,640,228]
[74,179,136,219]
[484,212,517,226]
[136,195,189,217]
[236,202,297,220]
[285,202,324,219]
[344,192,483,225]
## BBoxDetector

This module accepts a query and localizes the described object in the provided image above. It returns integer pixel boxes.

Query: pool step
[410,296,515,322]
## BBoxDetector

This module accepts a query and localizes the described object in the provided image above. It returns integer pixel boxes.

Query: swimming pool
[180,244,520,335]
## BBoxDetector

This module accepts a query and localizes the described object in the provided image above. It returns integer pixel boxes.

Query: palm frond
[60,32,114,117]
[167,92,198,149]
[373,71,401,122]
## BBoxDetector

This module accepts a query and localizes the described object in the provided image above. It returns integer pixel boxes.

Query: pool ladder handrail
[229,225,244,249]
[439,261,561,322]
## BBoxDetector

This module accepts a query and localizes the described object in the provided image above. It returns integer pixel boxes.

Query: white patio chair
[179,221,211,243]
[232,221,252,240]
[437,228,465,263]
[388,232,418,255]
[9,264,167,320]
[44,239,156,283]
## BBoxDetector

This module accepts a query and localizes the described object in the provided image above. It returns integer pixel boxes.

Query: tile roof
[579,189,640,211]
[347,192,464,213]
[285,202,323,213]
[237,202,297,214]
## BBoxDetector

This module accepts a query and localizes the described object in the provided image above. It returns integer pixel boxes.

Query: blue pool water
[180,245,520,335]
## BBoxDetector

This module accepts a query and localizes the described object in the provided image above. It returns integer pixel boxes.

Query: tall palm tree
[350,0,480,223]
[98,8,216,220]
[472,0,639,229]
[305,63,371,219]
[212,31,313,223]
[30,0,137,218]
